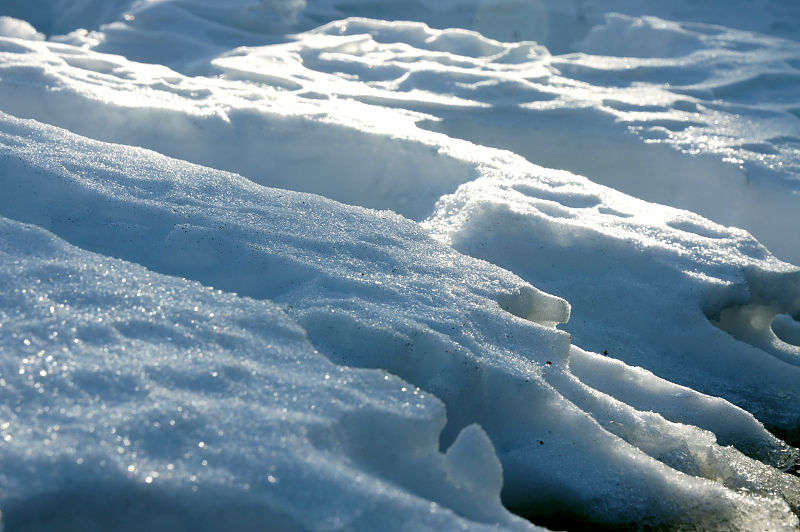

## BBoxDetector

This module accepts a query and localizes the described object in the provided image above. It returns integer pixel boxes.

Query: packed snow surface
[0,1,799,531]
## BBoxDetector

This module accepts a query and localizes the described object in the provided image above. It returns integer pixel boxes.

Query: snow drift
[0,0,799,531]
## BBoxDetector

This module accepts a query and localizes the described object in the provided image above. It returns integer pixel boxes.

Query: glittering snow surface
[0,1,799,531]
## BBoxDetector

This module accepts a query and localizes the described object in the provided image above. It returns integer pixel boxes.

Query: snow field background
[0,0,799,531]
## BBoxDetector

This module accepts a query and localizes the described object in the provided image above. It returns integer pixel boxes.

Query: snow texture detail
[0,1,800,531]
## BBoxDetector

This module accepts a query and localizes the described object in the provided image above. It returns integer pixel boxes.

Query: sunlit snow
[0,1,799,531]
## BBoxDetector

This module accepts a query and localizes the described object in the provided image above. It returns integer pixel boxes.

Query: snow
[0,0,799,531]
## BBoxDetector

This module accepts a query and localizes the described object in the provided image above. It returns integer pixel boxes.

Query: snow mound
[3,14,800,263]
[0,16,44,41]
[1,0,305,62]
[424,163,800,446]
[0,110,798,530]
[1,1,800,530]
[0,215,539,532]
[300,0,800,48]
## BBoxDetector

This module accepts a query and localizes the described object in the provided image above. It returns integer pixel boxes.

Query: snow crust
[0,214,530,532]
[0,0,799,531]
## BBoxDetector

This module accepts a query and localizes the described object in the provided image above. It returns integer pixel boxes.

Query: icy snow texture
[0,215,533,532]
[5,6,800,265]
[1,109,798,531]
[0,0,799,531]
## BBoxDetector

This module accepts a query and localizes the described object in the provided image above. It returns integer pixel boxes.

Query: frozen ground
[0,1,799,531]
